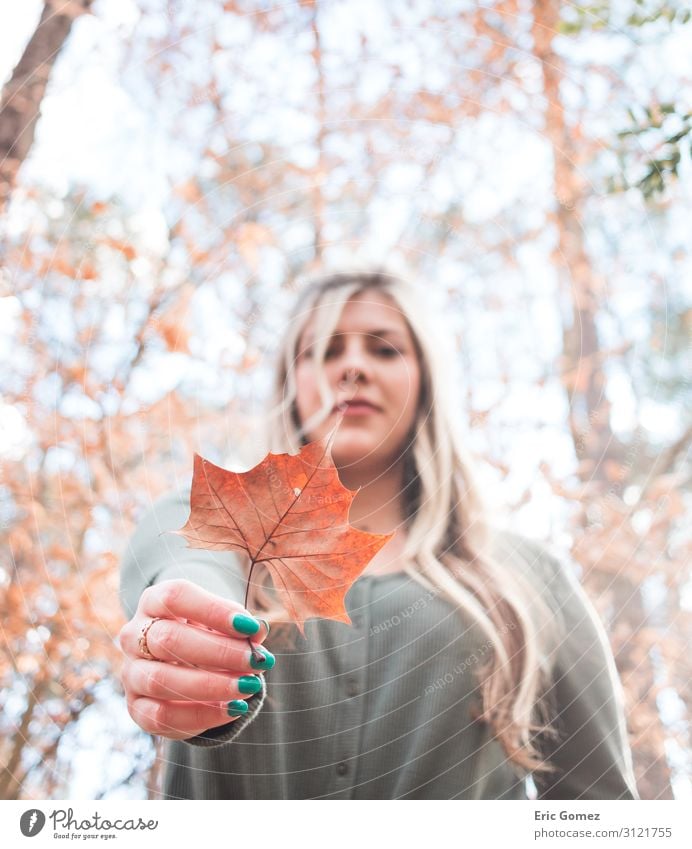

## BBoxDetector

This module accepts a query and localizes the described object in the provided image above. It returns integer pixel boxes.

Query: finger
[123,617,275,672]
[123,658,264,702]
[139,579,270,641]
[127,695,247,740]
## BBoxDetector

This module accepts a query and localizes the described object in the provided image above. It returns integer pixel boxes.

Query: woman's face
[293,290,422,475]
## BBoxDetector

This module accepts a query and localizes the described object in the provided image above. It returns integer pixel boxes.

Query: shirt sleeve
[118,489,267,748]
[528,544,640,800]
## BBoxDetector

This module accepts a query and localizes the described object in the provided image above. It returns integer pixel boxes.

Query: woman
[118,270,640,800]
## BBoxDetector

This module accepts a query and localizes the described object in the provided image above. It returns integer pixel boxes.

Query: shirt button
[335,762,349,776]
[346,679,359,697]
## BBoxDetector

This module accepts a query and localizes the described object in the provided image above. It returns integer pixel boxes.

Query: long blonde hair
[238,269,562,777]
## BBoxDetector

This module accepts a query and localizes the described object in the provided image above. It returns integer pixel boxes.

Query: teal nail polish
[227,699,248,716]
[250,647,276,670]
[232,613,260,635]
[238,675,262,695]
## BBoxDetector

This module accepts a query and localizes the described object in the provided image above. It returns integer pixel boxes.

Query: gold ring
[138,617,161,660]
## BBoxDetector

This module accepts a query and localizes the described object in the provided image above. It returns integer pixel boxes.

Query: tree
[0,0,93,214]
[531,0,689,799]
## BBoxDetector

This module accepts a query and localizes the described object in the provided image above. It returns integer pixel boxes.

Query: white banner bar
[1,800,689,848]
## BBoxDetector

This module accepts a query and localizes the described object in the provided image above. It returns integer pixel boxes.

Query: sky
[1,3,689,542]
[1,0,689,549]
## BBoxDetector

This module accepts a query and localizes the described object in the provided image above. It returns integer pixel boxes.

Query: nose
[332,340,371,388]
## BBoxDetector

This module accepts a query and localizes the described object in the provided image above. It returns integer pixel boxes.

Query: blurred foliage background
[0,0,690,799]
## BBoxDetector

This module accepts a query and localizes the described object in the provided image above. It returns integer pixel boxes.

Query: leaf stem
[244,559,266,664]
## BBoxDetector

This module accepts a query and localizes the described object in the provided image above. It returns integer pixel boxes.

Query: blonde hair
[239,269,562,777]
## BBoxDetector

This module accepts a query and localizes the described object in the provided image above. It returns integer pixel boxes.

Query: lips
[332,400,380,413]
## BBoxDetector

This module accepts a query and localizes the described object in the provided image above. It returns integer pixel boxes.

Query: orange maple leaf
[173,426,393,639]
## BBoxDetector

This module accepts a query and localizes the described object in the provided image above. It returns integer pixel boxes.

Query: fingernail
[250,647,276,670]
[227,699,248,716]
[238,675,262,695]
[260,618,271,635]
[232,613,260,635]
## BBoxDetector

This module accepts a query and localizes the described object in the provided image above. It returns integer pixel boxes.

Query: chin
[303,421,387,461]
[331,437,384,468]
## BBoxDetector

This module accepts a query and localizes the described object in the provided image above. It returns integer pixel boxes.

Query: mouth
[332,400,380,415]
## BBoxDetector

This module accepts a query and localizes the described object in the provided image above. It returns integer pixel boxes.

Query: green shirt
[119,490,640,800]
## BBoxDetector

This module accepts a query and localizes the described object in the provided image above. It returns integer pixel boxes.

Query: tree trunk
[310,4,326,266]
[530,0,674,799]
[0,683,42,799]
[0,0,92,212]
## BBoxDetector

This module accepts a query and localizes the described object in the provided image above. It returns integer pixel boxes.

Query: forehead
[301,291,411,339]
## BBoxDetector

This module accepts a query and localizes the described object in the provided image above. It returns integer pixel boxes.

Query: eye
[299,343,340,359]
[377,346,399,357]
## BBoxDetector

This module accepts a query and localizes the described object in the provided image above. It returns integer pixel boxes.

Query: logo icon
[20,809,46,837]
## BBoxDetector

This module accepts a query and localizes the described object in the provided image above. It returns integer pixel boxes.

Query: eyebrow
[303,328,406,344]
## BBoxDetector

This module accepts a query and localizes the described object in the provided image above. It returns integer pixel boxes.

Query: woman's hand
[118,579,273,741]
